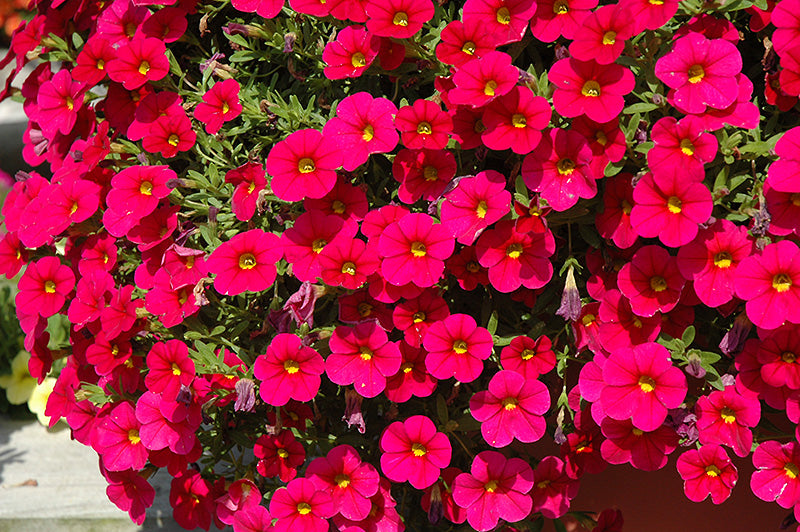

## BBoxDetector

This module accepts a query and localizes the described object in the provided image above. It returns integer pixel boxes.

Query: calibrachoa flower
[436,19,499,67]
[266,129,342,202]
[600,417,679,471]
[322,25,380,80]
[481,86,552,154]
[106,37,170,90]
[254,430,306,483]
[326,322,402,397]
[439,170,511,245]
[206,229,283,296]
[394,99,452,151]
[469,369,550,447]
[568,4,633,65]
[595,173,638,249]
[194,79,242,135]
[379,213,455,288]
[16,256,75,318]
[500,335,556,379]
[365,0,434,39]
[380,415,452,489]
[695,386,761,457]
[677,444,738,504]
[462,0,536,45]
[616,245,685,318]
[449,51,519,108]
[269,478,335,532]
[529,456,579,519]
[306,444,380,521]
[144,340,195,402]
[647,116,718,182]
[734,239,800,330]
[392,148,457,204]
[423,313,493,383]
[452,450,534,531]
[253,333,324,406]
[225,162,267,222]
[549,58,634,124]
[529,0,597,42]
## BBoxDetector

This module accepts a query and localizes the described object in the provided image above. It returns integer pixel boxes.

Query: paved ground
[0,417,198,531]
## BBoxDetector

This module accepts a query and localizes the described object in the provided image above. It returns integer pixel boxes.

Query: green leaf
[624,102,659,114]
[436,394,449,425]
[487,311,498,336]
[553,518,568,532]
[681,326,695,346]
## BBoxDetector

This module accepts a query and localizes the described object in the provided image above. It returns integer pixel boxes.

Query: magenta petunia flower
[500,335,556,380]
[306,444,380,521]
[616,245,685,318]
[522,128,597,211]
[194,78,242,134]
[392,148,457,204]
[677,444,738,504]
[103,165,175,237]
[462,0,536,45]
[568,4,633,65]
[767,126,800,193]
[481,86,552,154]
[470,369,550,447]
[318,238,380,290]
[322,92,398,171]
[35,69,85,137]
[436,19,500,67]
[282,210,358,283]
[135,390,202,455]
[106,37,170,90]
[618,0,678,33]
[253,333,324,406]
[169,469,215,531]
[475,219,555,293]
[647,116,718,183]
[93,401,149,472]
[266,129,342,202]
[696,386,761,458]
[529,0,597,42]
[676,219,753,308]
[394,99,452,150]
[423,313,493,383]
[629,171,713,248]
[254,430,306,482]
[322,25,380,80]
[449,51,519,108]
[379,212,455,288]
[734,240,800,330]
[380,415,452,489]
[391,288,450,347]
[452,450,534,531]
[326,322,401,397]
[225,162,267,222]
[365,0,435,39]
[144,340,195,402]
[104,469,156,526]
[598,342,687,431]
[529,456,579,519]
[384,340,438,402]
[269,478,335,532]
[331,478,403,532]
[231,0,284,18]
[440,170,511,245]
[754,325,800,390]
[654,32,742,114]
[207,229,283,296]
[549,58,635,124]
[16,256,75,319]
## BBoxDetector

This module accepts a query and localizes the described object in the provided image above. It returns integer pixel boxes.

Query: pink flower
[600,417,679,471]
[436,19,500,67]
[470,370,550,447]
[16,256,75,319]
[616,245,685,317]
[481,86,552,154]
[449,51,519,108]
[392,148,457,204]
[253,333,324,406]
[751,440,800,510]
[365,0,435,39]
[530,456,579,519]
[306,444,380,520]
[568,5,633,65]
[254,430,305,483]
[92,401,148,472]
[225,162,267,222]
[269,478,335,532]
[677,445,737,504]
[734,240,800,330]
[767,126,800,193]
[654,32,742,114]
[629,171,713,248]
[384,340,438,402]
[135,390,202,455]
[595,173,638,249]
[380,415,452,489]
[696,386,761,457]
[549,58,634,123]
[379,213,455,288]
[144,340,195,402]
[194,79,242,134]
[35,69,85,136]
[423,313,493,383]
[453,450,534,531]
[318,238,380,290]
[266,129,342,202]
[440,170,511,245]
[322,25,380,80]
[529,0,597,42]
[394,99,452,150]
[103,165,175,237]
[106,37,170,90]
[207,230,283,296]
[500,335,556,379]
[462,0,536,45]
[326,322,402,398]
[598,342,687,431]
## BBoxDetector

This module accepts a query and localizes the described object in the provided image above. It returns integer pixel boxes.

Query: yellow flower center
[128,429,141,445]
[362,124,375,142]
[462,41,476,55]
[582,313,596,326]
[453,339,468,354]
[417,121,432,135]
[138,60,150,76]
[65,96,74,111]
[222,102,230,114]
[298,157,316,174]
[466,261,481,273]
[351,52,367,68]
[680,138,695,156]
[277,448,289,458]
[506,242,523,259]
[713,251,732,268]
[786,463,800,479]
[357,302,373,318]
[476,200,488,219]
[687,64,705,83]
[360,347,373,361]
[484,480,499,492]
[667,196,682,214]
[773,273,793,292]
[621,199,632,215]
[312,238,327,254]
[650,275,667,292]
[412,442,427,456]
[297,502,313,515]
[341,262,357,275]
[705,465,721,477]
[168,134,180,147]
[581,80,601,97]
[632,428,644,436]
[402,362,414,373]
[239,253,257,269]
[484,80,498,96]
[496,6,511,24]
[595,130,608,146]
[791,193,800,207]
[331,200,346,214]
[335,474,351,488]
[474,119,486,134]
[172,363,182,376]
[44,280,57,294]
[638,375,656,393]
[140,180,153,195]
[412,311,426,323]
[502,397,518,410]
[720,406,736,424]
[553,0,569,14]
[96,58,105,70]
[782,351,797,363]
[520,349,535,360]
[557,158,575,175]
[284,359,300,374]
[511,113,527,128]
[602,31,617,45]
[411,241,427,257]
[393,11,409,26]
[423,166,438,181]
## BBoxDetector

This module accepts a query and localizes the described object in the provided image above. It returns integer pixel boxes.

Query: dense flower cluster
[1,0,799,530]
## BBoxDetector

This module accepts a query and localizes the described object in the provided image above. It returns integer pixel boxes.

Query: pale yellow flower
[0,350,36,405]
[28,377,57,426]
